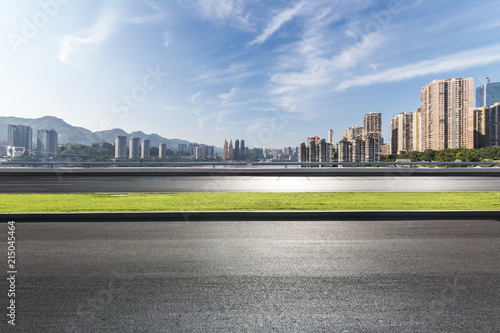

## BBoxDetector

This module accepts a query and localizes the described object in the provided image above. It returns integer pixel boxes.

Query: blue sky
[1,0,500,148]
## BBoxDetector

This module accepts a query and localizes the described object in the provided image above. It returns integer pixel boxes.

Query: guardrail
[0,161,498,167]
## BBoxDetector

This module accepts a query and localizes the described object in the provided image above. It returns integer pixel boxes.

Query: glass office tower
[476,82,500,107]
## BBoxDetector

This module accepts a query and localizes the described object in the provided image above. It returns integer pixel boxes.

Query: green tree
[406,150,424,162]
[150,146,159,157]
[434,148,458,162]
[479,146,500,160]
[456,148,479,162]
[422,149,435,161]
[57,143,114,162]
[381,153,398,162]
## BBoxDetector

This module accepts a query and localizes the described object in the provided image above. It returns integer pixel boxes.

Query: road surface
[2,175,500,193]
[1,219,499,332]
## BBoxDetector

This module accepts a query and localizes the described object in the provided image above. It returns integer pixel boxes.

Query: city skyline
[2,1,500,147]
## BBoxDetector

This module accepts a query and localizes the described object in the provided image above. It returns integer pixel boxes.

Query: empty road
[2,174,500,193]
[2,219,499,332]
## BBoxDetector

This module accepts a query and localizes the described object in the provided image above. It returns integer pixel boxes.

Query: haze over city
[2,0,500,147]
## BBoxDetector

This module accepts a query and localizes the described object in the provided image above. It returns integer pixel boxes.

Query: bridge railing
[0,161,498,168]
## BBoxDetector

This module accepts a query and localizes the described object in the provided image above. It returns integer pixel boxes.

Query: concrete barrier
[1,167,500,176]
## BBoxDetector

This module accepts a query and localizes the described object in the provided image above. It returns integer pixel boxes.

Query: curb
[1,211,499,222]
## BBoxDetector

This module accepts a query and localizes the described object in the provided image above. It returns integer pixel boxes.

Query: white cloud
[249,2,305,45]
[189,91,204,104]
[56,5,118,69]
[218,86,237,103]
[55,2,165,69]
[199,0,239,19]
[337,43,500,90]
[270,31,383,97]
[264,3,386,118]
[245,121,267,135]
[194,0,250,29]
[190,62,260,84]
[119,0,166,24]
[191,109,216,128]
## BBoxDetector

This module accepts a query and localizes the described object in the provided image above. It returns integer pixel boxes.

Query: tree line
[382,146,500,162]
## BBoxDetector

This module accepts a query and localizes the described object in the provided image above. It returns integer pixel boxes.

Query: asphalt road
[1,220,499,332]
[2,175,500,193]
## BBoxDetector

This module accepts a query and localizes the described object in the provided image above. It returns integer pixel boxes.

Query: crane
[485,76,496,83]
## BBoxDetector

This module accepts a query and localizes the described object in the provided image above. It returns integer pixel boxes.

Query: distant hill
[0,116,102,145]
[0,116,196,150]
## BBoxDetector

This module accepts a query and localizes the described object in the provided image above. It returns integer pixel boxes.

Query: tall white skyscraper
[328,129,334,144]
[141,139,150,159]
[129,137,140,159]
[115,135,127,159]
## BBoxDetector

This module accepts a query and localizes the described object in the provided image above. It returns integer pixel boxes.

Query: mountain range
[0,116,193,151]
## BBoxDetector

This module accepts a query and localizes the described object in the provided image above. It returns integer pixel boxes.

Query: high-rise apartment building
[412,108,420,151]
[37,129,58,158]
[381,144,391,156]
[343,126,364,141]
[307,136,320,145]
[328,130,334,144]
[141,139,150,159]
[129,137,140,159]
[363,112,382,140]
[390,112,414,154]
[115,135,127,159]
[7,124,32,152]
[420,77,474,150]
[337,138,351,162]
[159,143,167,159]
[298,143,306,162]
[200,144,208,159]
[338,112,382,162]
[476,81,500,107]
[474,102,500,148]
[188,143,198,156]
[308,140,316,162]
[207,146,215,159]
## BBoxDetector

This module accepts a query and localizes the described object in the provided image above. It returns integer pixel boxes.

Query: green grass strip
[0,192,499,213]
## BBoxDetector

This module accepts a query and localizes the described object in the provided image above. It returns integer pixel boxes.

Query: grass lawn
[0,192,499,213]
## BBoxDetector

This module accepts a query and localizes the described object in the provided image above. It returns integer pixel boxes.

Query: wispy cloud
[245,119,269,135]
[194,0,250,29]
[190,62,260,84]
[55,1,165,69]
[270,30,383,105]
[249,2,305,45]
[191,109,216,128]
[189,91,204,104]
[218,86,237,103]
[120,0,167,24]
[55,5,118,69]
[337,43,500,90]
